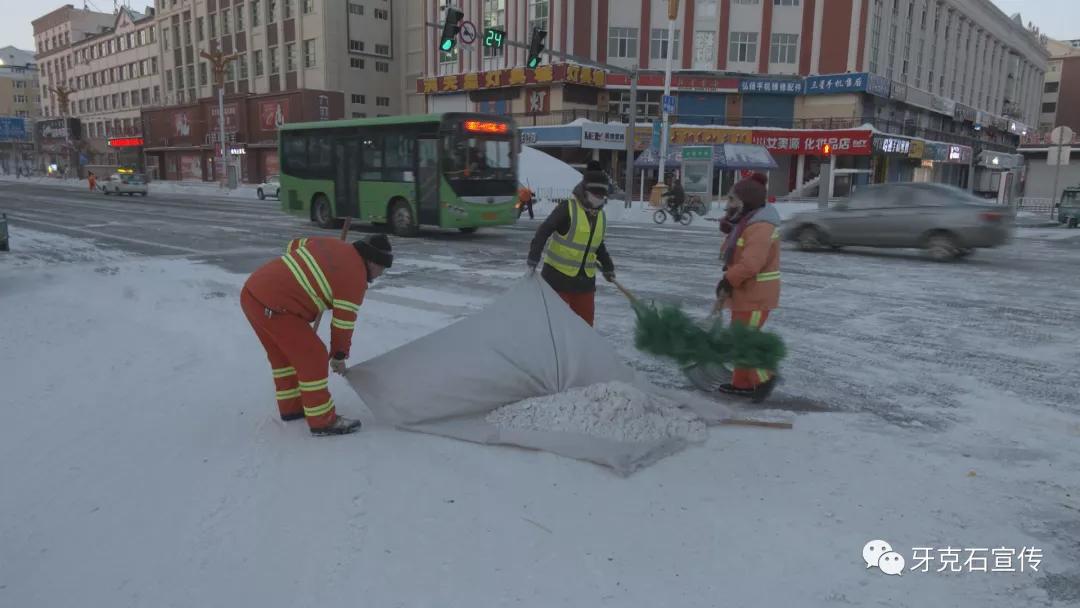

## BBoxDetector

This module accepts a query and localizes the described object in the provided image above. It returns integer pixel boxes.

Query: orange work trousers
[557,290,595,326]
[240,287,337,430]
[730,309,775,390]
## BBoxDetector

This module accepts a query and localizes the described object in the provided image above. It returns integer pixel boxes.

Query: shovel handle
[610,278,638,304]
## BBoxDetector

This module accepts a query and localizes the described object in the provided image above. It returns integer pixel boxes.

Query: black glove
[716,277,733,298]
[526,260,538,274]
[602,270,616,283]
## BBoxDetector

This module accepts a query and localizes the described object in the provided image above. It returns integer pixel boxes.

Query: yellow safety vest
[543,198,606,278]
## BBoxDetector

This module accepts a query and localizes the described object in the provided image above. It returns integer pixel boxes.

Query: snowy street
[2,179,1080,606]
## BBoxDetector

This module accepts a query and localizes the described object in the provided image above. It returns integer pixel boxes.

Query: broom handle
[313,217,354,331]
[610,278,638,304]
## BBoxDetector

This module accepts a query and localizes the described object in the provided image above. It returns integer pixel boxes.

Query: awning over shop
[633,143,778,170]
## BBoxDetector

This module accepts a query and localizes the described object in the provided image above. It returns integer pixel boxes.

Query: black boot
[716,383,754,398]
[280,412,304,422]
[751,375,780,404]
[310,416,362,436]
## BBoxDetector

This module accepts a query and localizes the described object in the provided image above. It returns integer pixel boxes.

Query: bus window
[361,136,383,180]
[445,136,513,180]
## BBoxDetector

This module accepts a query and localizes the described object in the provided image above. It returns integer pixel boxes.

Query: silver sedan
[782,183,1014,260]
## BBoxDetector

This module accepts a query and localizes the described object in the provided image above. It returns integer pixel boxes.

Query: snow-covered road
[2,180,1079,606]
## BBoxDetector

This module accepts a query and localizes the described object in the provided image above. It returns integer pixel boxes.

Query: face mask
[586,191,607,208]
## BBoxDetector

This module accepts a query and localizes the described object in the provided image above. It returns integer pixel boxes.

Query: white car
[101,173,148,196]
[257,175,280,200]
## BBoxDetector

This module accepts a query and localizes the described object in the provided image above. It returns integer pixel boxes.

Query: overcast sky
[2,1,1078,58]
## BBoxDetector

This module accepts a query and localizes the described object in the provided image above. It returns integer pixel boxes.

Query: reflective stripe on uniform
[772,229,780,240]
[293,245,333,304]
[749,310,763,328]
[756,369,771,382]
[272,366,297,378]
[755,271,781,282]
[333,299,360,313]
[298,378,329,392]
[331,318,355,330]
[280,253,327,312]
[275,388,301,400]
[737,237,745,247]
[304,398,335,418]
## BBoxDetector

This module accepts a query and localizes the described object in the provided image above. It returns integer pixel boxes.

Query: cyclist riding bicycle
[661,178,687,216]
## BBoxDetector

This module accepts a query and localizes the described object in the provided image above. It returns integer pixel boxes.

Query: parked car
[782,183,1014,261]
[1056,186,1080,227]
[101,173,148,196]
[257,175,280,200]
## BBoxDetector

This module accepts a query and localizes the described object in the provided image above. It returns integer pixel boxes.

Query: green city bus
[277,112,519,236]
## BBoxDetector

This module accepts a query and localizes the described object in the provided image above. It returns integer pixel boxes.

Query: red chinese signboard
[606,73,740,91]
[750,129,873,156]
[417,63,606,95]
[259,99,289,131]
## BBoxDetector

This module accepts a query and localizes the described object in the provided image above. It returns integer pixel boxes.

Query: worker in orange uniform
[240,234,393,436]
[715,173,781,403]
[87,171,96,192]
[517,184,535,219]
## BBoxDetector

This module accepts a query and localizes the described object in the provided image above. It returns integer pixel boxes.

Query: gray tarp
[346,275,731,475]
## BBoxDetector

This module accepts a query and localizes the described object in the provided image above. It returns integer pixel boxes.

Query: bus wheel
[389,199,419,237]
[312,194,336,229]
[458,227,478,234]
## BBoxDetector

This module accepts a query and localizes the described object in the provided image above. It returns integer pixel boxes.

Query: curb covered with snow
[0,174,263,199]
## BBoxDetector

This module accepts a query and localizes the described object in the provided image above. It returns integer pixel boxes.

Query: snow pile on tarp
[519,145,581,203]
[346,275,729,475]
[486,381,707,443]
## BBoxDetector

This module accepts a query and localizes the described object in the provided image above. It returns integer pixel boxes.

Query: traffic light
[483,28,506,49]
[526,27,547,68]
[440,6,464,53]
[823,143,832,157]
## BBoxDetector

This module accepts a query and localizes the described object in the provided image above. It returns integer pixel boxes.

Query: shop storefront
[519,121,627,173]
[141,89,343,183]
[35,117,83,177]
[872,134,917,184]
[922,142,974,188]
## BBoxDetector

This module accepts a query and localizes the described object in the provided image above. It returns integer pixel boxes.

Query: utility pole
[200,49,237,188]
[656,0,679,189]
[623,66,639,209]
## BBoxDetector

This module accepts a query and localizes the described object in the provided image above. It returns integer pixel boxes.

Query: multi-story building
[32,4,116,117]
[1036,38,1080,136]
[416,0,1048,198]
[0,46,39,172]
[65,7,163,169]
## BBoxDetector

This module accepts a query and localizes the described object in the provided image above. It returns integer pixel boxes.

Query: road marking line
[8,216,204,254]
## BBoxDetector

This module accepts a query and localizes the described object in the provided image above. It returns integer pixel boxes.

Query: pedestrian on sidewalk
[527,167,616,326]
[87,171,96,192]
[240,234,393,436]
[714,172,782,402]
[517,184,535,219]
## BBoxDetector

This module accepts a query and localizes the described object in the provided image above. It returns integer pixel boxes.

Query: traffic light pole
[624,66,639,207]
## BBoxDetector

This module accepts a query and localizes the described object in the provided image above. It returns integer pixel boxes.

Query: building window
[121,92,129,107]
[163,26,170,49]
[152,57,159,74]
[196,17,204,41]
[284,0,294,19]
[773,0,798,5]
[208,15,216,38]
[1043,102,1057,113]
[483,0,505,58]
[650,28,681,60]
[351,57,365,68]
[182,22,191,46]
[1045,81,1059,93]
[286,43,296,71]
[199,62,208,85]
[352,94,366,103]
[439,45,457,64]
[350,39,365,52]
[166,70,173,91]
[269,46,279,72]
[527,0,549,34]
[349,3,363,15]
[375,43,390,56]
[608,27,638,59]
[769,33,797,63]
[236,7,245,32]
[303,0,314,14]
[734,0,759,4]
[376,96,390,106]
[176,68,184,89]
[222,9,231,35]
[303,39,317,68]
[255,49,264,76]
[252,1,261,27]
[376,61,390,72]
[239,54,249,79]
[268,0,277,22]
[371,8,386,19]
[352,112,366,118]
[728,32,758,63]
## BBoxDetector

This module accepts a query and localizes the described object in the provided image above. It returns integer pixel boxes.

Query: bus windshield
[445,136,514,181]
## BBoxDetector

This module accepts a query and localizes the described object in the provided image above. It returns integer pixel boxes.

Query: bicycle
[653,202,693,225]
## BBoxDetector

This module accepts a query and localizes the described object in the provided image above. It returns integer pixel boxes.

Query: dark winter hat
[354,234,393,268]
[586,160,603,171]
[732,175,767,210]
[749,172,768,187]
[583,169,609,195]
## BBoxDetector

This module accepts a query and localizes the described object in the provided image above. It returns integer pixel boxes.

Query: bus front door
[416,138,441,225]
[334,139,360,219]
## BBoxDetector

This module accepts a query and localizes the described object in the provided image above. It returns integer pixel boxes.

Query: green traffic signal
[441,38,454,52]
[527,57,539,68]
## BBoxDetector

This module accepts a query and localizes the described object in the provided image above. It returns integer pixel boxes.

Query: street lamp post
[200,49,237,188]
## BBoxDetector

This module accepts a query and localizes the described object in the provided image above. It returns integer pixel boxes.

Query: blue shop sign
[0,116,28,142]
[739,79,804,95]
[519,125,581,147]
[804,72,891,97]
